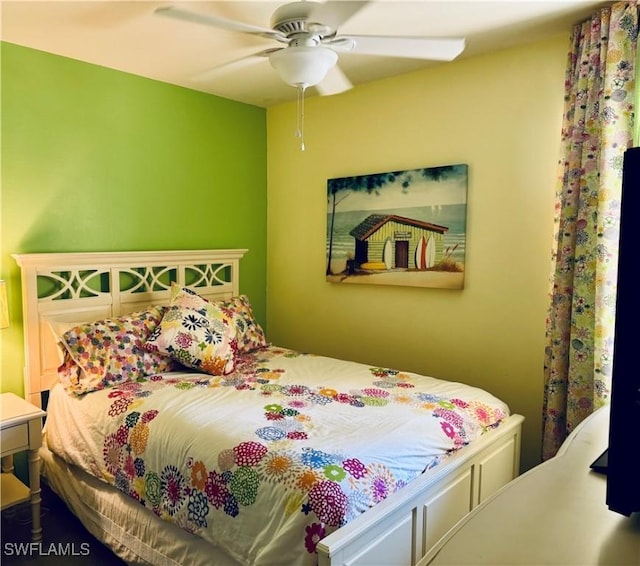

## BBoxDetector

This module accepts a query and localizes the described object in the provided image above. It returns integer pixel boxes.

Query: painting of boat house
[326,164,468,289]
[350,213,449,270]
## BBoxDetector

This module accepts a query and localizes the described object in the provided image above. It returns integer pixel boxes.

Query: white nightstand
[1,392,46,541]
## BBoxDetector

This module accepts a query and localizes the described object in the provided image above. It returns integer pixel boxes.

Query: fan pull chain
[295,84,306,151]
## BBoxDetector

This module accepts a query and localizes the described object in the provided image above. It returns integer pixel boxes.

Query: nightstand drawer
[0,392,46,542]
[1,423,29,455]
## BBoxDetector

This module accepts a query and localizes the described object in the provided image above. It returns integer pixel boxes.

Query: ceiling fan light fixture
[269,46,338,88]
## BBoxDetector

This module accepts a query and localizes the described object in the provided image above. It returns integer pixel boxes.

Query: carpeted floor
[1,482,126,565]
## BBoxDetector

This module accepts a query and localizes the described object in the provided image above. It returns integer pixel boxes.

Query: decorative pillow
[169,283,210,310]
[56,306,174,396]
[214,295,268,353]
[56,349,91,395]
[169,284,268,353]
[46,318,86,364]
[145,291,237,375]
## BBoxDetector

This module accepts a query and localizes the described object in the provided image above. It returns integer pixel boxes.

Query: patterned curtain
[542,1,638,460]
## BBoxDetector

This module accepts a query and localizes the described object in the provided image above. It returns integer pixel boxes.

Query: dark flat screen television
[593,146,640,517]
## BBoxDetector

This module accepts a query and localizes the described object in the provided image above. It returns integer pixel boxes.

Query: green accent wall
[0,42,268,395]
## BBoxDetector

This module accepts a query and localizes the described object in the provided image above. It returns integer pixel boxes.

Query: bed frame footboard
[318,413,523,566]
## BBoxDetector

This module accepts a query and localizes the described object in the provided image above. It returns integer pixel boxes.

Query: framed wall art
[326,164,468,289]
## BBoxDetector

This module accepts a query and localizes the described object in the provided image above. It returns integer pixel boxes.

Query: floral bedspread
[45,346,509,565]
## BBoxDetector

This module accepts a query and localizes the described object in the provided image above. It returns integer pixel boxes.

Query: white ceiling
[1,0,607,107]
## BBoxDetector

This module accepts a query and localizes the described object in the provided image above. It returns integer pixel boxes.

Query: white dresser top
[429,405,640,565]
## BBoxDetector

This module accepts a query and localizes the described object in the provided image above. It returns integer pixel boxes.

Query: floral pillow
[214,295,268,353]
[169,284,267,353]
[56,306,175,396]
[145,290,237,375]
[46,318,88,364]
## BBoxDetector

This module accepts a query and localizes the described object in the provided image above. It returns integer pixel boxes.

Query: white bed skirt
[41,412,524,566]
[40,435,238,566]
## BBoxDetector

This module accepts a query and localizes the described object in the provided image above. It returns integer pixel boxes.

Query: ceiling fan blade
[345,35,465,61]
[155,6,287,43]
[307,1,370,32]
[193,49,280,82]
[316,64,353,96]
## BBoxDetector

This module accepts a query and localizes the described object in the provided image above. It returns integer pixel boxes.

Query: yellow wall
[266,35,568,472]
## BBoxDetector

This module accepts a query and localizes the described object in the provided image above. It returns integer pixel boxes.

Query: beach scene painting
[326,164,468,289]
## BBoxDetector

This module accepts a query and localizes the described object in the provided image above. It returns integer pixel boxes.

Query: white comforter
[45,346,509,566]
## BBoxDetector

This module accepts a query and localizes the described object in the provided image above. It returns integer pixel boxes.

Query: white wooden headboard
[12,249,248,407]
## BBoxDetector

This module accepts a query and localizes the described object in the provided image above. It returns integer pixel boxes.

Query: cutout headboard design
[13,249,248,406]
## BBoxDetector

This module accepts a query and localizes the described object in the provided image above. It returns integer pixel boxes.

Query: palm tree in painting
[326,172,396,275]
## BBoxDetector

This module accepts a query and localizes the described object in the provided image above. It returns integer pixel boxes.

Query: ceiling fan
[155,1,466,96]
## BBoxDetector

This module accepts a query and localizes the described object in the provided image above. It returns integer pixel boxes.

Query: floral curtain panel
[542,1,638,460]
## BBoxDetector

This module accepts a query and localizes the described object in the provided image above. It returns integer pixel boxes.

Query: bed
[13,249,524,566]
